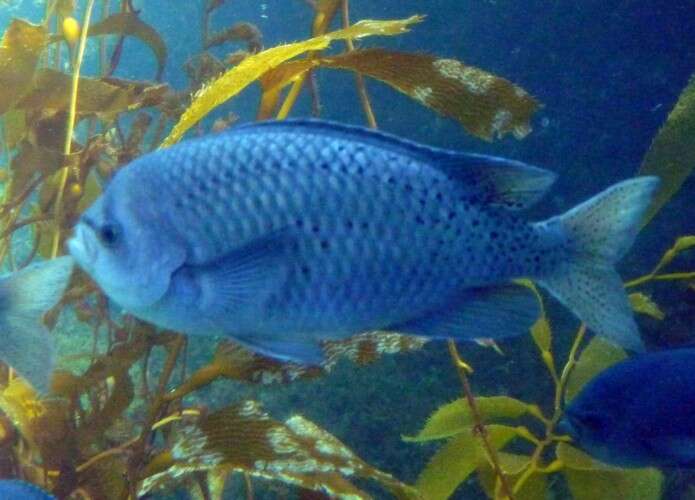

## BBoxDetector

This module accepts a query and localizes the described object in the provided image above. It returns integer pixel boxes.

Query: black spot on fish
[472,219,480,227]
[312,224,320,234]
[346,219,354,229]
[435,192,443,201]
[295,218,304,228]
[405,183,413,193]
[415,215,425,225]
[448,210,456,220]
[320,240,329,250]
[386,176,396,185]
[490,231,499,239]
[301,265,310,276]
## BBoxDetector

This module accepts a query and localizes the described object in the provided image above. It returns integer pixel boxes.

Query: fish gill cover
[0,0,692,499]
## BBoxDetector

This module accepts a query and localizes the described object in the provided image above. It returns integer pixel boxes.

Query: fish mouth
[67,222,96,271]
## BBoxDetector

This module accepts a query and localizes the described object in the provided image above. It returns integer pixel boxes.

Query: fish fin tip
[436,154,558,210]
[393,284,540,340]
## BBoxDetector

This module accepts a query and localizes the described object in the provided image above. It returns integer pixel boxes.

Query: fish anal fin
[392,284,539,340]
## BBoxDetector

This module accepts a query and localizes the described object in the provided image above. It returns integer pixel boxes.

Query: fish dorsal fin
[235,119,557,210]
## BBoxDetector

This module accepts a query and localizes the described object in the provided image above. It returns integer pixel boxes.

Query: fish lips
[67,222,97,272]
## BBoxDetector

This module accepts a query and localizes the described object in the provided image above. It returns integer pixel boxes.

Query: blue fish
[0,257,73,393]
[560,349,695,468]
[0,479,54,499]
[67,119,657,363]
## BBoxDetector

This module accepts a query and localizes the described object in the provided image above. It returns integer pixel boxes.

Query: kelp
[160,15,425,147]
[139,401,421,499]
[261,49,539,140]
[0,19,48,115]
[88,12,167,80]
[638,70,695,225]
[408,236,695,499]
[166,332,428,399]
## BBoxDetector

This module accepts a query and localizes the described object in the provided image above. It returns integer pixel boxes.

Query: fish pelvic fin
[536,176,659,351]
[0,256,74,393]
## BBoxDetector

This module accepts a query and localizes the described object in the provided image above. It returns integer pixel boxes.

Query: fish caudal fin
[0,256,74,393]
[537,177,659,351]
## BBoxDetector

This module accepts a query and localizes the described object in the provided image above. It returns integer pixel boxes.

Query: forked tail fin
[536,177,659,351]
[0,256,74,393]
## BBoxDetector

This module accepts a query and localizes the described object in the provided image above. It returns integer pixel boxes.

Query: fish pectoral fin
[197,229,294,309]
[436,153,557,210]
[392,284,539,340]
[234,336,325,366]
[646,437,695,467]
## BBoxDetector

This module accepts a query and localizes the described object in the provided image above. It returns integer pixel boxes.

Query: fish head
[68,179,185,312]
[561,389,650,467]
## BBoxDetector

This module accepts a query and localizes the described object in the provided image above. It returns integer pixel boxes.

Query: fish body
[0,257,73,392]
[560,349,695,468]
[68,119,657,362]
[0,479,55,499]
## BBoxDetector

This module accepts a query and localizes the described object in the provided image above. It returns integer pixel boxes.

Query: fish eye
[98,223,121,247]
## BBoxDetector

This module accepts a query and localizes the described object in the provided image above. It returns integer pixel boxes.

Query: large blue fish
[0,479,54,499]
[559,349,695,468]
[67,120,657,363]
[0,257,73,392]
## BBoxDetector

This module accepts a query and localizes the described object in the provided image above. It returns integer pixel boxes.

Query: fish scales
[69,119,658,362]
[116,125,542,331]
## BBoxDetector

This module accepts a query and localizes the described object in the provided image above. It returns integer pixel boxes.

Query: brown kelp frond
[409,233,695,499]
[87,12,167,80]
[261,48,539,140]
[205,22,263,54]
[0,19,48,115]
[139,401,421,499]
[166,332,428,399]
[160,15,425,147]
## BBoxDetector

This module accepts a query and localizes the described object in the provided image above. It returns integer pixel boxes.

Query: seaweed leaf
[403,396,532,442]
[637,71,695,225]
[477,453,547,500]
[16,69,168,118]
[139,401,420,499]
[559,444,663,500]
[318,49,539,140]
[161,15,424,147]
[414,425,517,500]
[88,12,167,80]
[629,292,665,320]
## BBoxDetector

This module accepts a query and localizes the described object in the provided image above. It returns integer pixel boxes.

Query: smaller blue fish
[559,349,695,468]
[0,257,73,393]
[0,479,54,499]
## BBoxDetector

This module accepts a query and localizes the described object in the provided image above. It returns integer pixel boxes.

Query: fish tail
[535,176,659,351]
[0,256,74,393]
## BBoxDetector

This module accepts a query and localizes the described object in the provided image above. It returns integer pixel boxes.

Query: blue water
[1,1,694,498]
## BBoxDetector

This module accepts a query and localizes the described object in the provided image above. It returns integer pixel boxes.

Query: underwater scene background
[0,0,694,498]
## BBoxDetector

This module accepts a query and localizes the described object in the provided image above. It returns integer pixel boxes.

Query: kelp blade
[637,71,695,225]
[139,401,420,499]
[88,12,167,80]
[0,19,47,115]
[319,49,539,140]
[160,15,424,147]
